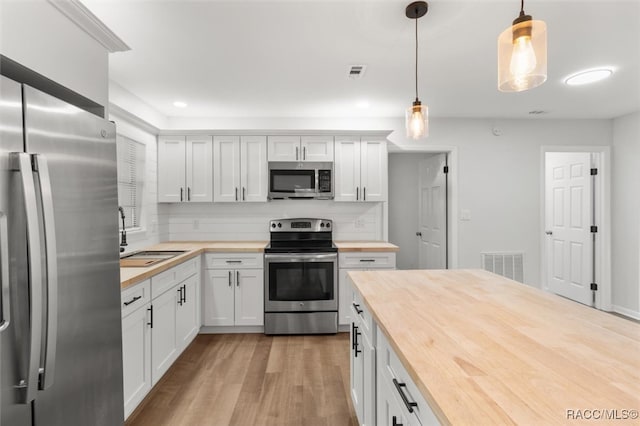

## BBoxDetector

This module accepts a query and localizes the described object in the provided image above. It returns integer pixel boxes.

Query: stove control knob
[320,223,325,228]
[325,222,331,228]
[277,223,282,228]
[271,223,276,228]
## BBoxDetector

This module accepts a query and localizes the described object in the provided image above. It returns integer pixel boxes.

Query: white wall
[163,201,383,242]
[611,111,640,318]
[110,110,167,253]
[0,0,109,107]
[388,153,432,269]
[110,80,168,129]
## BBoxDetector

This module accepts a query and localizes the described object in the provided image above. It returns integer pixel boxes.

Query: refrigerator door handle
[10,152,44,403]
[33,154,58,390]
[0,211,10,332]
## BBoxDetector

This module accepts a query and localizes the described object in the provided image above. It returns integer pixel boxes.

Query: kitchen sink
[120,250,187,267]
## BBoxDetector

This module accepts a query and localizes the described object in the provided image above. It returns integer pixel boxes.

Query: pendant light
[498,0,547,92]
[405,1,429,139]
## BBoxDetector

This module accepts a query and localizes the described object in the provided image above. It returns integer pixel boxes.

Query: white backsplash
[160,201,384,241]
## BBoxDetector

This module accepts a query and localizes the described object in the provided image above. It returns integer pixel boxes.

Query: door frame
[384,145,458,268]
[540,146,611,311]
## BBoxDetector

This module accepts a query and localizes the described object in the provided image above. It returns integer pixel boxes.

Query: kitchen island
[348,269,640,425]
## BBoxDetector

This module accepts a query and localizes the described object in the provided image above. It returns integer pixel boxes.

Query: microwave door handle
[34,154,58,390]
[0,211,10,333]
[10,153,43,403]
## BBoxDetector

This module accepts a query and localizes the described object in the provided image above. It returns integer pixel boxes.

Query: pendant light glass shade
[406,101,428,139]
[498,15,547,92]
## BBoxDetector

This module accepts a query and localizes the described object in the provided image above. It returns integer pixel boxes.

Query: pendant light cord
[415,16,419,101]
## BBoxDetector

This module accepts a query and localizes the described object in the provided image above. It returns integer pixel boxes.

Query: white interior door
[545,152,593,305]
[418,154,447,269]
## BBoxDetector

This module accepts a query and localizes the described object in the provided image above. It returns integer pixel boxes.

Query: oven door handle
[264,253,337,262]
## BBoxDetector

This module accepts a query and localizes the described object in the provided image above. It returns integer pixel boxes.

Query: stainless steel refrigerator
[0,75,124,425]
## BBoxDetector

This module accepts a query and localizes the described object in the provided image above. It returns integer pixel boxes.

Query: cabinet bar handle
[242,187,246,201]
[393,378,418,413]
[180,187,183,202]
[187,187,191,201]
[363,187,366,201]
[226,260,242,264]
[356,186,359,201]
[354,325,361,357]
[236,271,240,287]
[178,287,183,306]
[123,295,142,306]
[182,284,186,303]
[228,271,232,287]
[235,187,238,201]
[303,146,306,160]
[147,306,153,328]
[359,259,375,263]
[296,146,299,160]
[351,322,356,350]
[352,302,363,315]
[392,416,403,426]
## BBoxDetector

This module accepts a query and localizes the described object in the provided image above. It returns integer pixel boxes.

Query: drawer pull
[123,295,142,306]
[359,259,375,263]
[352,302,363,315]
[393,378,418,413]
[353,324,362,357]
[147,306,153,328]
[392,416,403,426]
[228,271,232,287]
[226,260,242,264]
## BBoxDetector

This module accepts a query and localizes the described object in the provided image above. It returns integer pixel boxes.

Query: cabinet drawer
[339,252,396,269]
[350,282,374,343]
[377,329,439,426]
[205,253,263,269]
[151,257,200,299]
[121,280,151,318]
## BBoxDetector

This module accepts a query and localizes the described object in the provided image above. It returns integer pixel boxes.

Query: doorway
[388,151,452,270]
[541,147,611,310]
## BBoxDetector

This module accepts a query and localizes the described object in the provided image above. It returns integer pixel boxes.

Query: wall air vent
[348,65,367,79]
[528,110,547,115]
[481,252,524,283]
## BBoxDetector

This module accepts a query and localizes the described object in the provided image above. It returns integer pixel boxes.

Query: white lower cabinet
[339,251,396,326]
[350,297,376,426]
[121,256,201,417]
[121,280,152,420]
[202,253,264,327]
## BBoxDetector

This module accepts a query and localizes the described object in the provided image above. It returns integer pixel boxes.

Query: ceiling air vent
[348,65,367,79]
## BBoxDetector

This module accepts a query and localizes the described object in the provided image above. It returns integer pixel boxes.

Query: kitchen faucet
[118,206,127,253]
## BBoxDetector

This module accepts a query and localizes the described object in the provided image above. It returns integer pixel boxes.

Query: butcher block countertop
[334,241,399,252]
[348,269,640,425]
[120,240,398,289]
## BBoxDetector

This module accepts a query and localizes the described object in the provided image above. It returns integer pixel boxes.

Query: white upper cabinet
[213,135,267,202]
[301,136,334,161]
[335,137,387,202]
[158,135,213,202]
[267,135,333,162]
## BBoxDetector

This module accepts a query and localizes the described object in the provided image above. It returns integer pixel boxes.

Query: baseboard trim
[611,305,640,321]
[200,326,264,334]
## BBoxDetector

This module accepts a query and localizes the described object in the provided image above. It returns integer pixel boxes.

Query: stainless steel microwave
[268,162,333,200]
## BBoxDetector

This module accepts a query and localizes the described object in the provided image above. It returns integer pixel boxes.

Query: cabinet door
[151,288,179,385]
[176,274,200,351]
[234,269,264,326]
[122,305,151,419]
[377,374,408,426]
[338,269,354,326]
[267,136,300,161]
[202,269,235,326]
[213,136,241,202]
[186,136,213,202]
[350,318,365,424]
[157,136,186,202]
[240,136,267,202]
[360,139,387,202]
[301,136,334,161]
[334,137,361,201]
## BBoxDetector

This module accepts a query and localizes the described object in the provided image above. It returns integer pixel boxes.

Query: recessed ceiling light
[173,101,188,108]
[565,68,613,86]
[356,101,370,109]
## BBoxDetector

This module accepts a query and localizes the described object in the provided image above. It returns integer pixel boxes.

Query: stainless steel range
[264,218,338,334]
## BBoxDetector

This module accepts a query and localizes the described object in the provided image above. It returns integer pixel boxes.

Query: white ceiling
[84,0,640,120]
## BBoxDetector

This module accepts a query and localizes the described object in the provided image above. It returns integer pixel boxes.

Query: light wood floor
[126,333,358,426]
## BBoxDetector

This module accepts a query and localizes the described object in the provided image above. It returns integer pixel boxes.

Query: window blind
[117,135,145,230]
